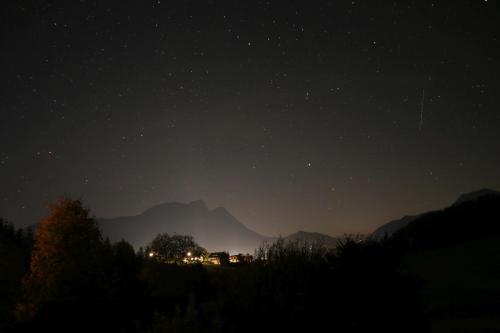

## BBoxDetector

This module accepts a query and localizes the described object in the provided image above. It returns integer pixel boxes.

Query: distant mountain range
[372,188,500,247]
[100,200,267,254]
[100,188,499,255]
[99,200,338,254]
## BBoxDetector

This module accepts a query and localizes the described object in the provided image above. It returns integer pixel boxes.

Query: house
[182,251,204,264]
[229,253,253,264]
[208,252,229,265]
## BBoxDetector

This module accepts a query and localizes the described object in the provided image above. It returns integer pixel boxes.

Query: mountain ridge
[452,188,500,206]
[99,200,340,254]
[284,230,339,247]
[99,200,268,254]
[372,188,500,239]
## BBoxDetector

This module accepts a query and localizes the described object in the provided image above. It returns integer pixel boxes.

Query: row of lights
[149,251,203,261]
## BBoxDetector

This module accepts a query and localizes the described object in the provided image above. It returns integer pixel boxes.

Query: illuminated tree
[146,233,207,263]
[20,198,105,316]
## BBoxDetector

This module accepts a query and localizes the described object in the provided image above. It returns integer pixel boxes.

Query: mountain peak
[284,230,338,248]
[453,188,500,206]
[288,230,318,237]
[99,201,266,253]
[189,200,208,210]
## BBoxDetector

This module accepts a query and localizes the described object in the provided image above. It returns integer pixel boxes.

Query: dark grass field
[405,236,500,333]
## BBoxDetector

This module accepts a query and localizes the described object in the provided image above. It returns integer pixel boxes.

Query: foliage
[11,198,151,332]
[21,198,105,312]
[255,237,329,265]
[146,233,207,264]
[0,219,33,329]
[2,200,431,332]
[142,237,427,332]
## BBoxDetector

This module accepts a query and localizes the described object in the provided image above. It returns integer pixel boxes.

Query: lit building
[183,251,204,263]
[229,253,253,264]
[208,252,230,265]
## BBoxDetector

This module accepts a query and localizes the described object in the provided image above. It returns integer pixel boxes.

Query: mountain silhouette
[373,188,500,250]
[373,188,500,239]
[372,215,424,239]
[99,201,341,254]
[99,200,268,254]
[452,188,500,206]
[283,230,339,248]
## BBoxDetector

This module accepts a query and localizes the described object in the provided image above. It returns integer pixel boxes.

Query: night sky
[1,0,499,237]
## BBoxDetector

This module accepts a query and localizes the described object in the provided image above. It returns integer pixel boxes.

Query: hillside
[372,214,426,239]
[405,236,500,332]
[284,230,339,248]
[384,189,500,332]
[373,188,500,243]
[392,191,500,251]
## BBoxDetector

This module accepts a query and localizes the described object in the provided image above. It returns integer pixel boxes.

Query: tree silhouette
[0,219,32,329]
[19,198,105,318]
[146,233,207,264]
